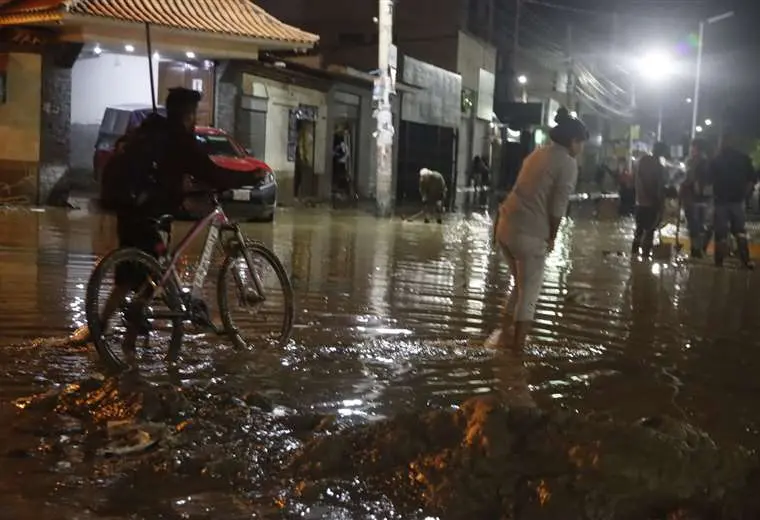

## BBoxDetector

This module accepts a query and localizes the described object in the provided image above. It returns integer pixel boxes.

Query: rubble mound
[290,396,760,519]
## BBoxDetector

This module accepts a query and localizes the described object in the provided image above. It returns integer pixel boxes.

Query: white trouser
[498,232,547,322]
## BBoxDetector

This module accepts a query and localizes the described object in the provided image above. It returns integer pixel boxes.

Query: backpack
[99,114,167,213]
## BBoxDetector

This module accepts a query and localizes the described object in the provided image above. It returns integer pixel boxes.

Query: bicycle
[85,191,295,371]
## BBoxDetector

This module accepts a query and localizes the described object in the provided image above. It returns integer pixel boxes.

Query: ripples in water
[2,205,760,516]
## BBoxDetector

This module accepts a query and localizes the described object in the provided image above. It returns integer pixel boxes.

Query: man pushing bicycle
[74,88,236,349]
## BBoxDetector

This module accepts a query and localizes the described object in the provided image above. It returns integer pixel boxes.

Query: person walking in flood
[494,108,588,352]
[469,155,491,192]
[680,138,713,259]
[418,168,447,223]
[711,131,755,269]
[631,142,668,258]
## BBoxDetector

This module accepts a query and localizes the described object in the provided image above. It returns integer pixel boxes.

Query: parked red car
[94,105,277,221]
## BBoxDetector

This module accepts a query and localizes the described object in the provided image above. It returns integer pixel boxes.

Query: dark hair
[549,107,589,148]
[690,138,708,154]
[652,141,669,159]
[166,87,202,121]
[721,128,738,149]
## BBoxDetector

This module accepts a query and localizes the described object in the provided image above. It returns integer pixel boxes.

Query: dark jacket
[681,154,712,203]
[711,147,755,205]
[117,115,233,216]
[634,155,666,207]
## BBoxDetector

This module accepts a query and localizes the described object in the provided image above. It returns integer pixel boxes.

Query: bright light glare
[152,52,160,60]
[93,45,102,55]
[704,119,713,126]
[638,50,675,81]
[185,51,196,59]
[685,97,693,103]
[570,111,578,118]
[696,125,704,133]
[517,74,528,85]
[124,44,135,52]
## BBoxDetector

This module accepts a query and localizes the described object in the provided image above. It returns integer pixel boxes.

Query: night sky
[525,0,760,138]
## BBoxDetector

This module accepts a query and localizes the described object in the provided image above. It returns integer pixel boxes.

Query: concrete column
[38,43,81,206]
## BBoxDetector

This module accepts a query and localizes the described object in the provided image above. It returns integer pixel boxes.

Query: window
[195,133,243,157]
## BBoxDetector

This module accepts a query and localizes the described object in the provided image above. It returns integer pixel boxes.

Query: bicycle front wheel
[217,240,294,349]
[85,247,184,372]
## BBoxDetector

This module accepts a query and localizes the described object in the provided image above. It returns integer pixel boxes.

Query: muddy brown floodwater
[2,203,760,519]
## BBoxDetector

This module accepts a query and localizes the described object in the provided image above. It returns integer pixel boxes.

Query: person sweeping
[405,168,448,223]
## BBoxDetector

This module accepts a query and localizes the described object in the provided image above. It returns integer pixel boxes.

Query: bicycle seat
[151,214,174,231]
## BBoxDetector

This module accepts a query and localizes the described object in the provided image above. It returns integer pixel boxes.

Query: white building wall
[71,53,159,125]
[70,53,159,173]
[456,31,496,93]
[241,74,327,205]
[456,32,497,187]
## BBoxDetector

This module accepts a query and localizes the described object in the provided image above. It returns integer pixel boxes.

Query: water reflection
[1,205,760,449]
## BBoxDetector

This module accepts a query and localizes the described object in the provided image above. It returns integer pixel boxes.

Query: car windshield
[195,133,243,158]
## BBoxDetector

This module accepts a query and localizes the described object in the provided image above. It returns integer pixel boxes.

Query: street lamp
[696,125,704,133]
[704,118,712,127]
[637,49,675,141]
[691,11,734,138]
[638,50,676,82]
[517,74,528,102]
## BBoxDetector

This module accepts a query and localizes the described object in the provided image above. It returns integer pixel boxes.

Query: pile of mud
[288,396,760,519]
[8,377,760,519]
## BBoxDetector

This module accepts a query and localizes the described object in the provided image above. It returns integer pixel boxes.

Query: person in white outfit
[494,108,588,351]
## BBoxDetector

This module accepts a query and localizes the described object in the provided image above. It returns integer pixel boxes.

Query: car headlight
[263,170,275,185]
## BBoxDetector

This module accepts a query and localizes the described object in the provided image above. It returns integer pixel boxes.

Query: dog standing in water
[404,168,448,223]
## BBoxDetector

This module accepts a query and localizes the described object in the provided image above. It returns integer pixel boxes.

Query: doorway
[396,121,456,205]
[289,105,318,198]
[332,119,357,198]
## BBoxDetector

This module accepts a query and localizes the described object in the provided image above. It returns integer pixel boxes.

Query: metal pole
[628,81,636,175]
[375,0,394,216]
[657,99,663,141]
[514,0,520,51]
[145,22,157,112]
[566,23,575,110]
[691,20,704,139]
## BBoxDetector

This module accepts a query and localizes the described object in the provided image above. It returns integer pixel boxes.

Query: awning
[0,0,318,52]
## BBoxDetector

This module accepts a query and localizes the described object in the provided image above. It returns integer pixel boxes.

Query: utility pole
[691,12,734,139]
[613,13,636,175]
[656,100,663,141]
[513,0,521,102]
[565,23,575,110]
[691,20,704,140]
[514,0,520,52]
[375,0,395,216]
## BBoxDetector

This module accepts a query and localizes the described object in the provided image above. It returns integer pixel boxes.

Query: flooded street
[2,203,760,518]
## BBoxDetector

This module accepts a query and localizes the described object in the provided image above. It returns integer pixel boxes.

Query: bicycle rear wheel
[217,240,294,349]
[85,248,184,372]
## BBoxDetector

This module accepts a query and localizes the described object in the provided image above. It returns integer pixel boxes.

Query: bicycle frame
[157,203,265,305]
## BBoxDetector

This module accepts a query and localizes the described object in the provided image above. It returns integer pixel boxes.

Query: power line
[523,0,705,20]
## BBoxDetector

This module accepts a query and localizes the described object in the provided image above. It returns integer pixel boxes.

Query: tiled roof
[0,0,319,46]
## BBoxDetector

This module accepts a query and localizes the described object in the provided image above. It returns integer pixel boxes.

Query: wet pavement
[2,202,760,518]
